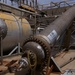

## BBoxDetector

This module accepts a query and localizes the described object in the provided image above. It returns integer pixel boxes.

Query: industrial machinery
[0,3,75,75]
[0,11,32,51]
[13,6,75,75]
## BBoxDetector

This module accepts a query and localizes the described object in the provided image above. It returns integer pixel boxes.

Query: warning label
[47,30,58,43]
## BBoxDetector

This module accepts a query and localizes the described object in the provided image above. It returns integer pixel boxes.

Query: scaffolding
[38,1,75,10]
[0,0,38,9]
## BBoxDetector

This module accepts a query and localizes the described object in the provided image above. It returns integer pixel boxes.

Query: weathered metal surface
[0,11,32,51]
[40,6,75,44]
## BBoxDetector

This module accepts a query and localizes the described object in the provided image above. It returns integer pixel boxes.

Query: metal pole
[26,0,28,5]
[30,1,32,7]
[18,43,20,54]
[8,46,18,56]
[32,0,34,8]
[0,35,3,65]
[34,11,37,34]
[5,0,7,4]
[3,0,4,3]
[35,0,37,9]
[11,0,13,6]
[20,0,21,6]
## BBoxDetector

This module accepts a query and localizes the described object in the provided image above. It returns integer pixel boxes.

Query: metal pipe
[23,6,75,64]
[26,0,28,5]
[35,0,37,9]
[18,43,20,54]
[39,6,75,44]
[0,34,3,65]
[8,46,18,56]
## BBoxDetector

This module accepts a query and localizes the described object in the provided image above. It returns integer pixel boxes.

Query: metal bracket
[50,57,62,72]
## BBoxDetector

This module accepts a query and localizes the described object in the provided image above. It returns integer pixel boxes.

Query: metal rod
[60,57,75,68]
[18,43,20,54]
[35,0,37,9]
[26,0,28,5]
[0,35,3,65]
[8,46,18,56]
[34,11,37,34]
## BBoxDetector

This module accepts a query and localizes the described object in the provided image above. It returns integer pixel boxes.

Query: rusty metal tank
[0,11,32,51]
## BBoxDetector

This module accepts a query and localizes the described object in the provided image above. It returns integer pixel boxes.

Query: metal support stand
[0,35,3,65]
[8,43,21,56]
[50,57,62,72]
[8,46,18,56]
[64,22,73,51]
[34,11,37,35]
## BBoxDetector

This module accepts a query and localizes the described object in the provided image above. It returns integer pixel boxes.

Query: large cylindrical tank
[0,11,32,51]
